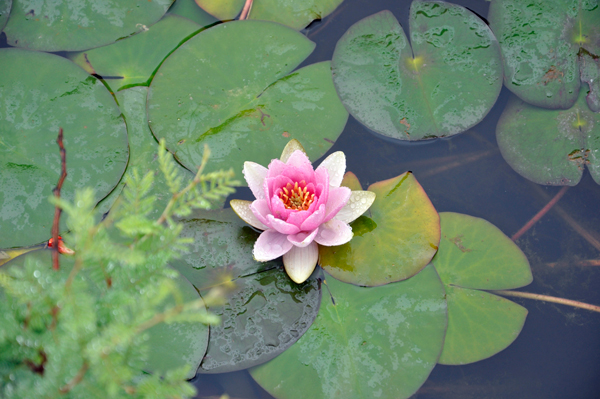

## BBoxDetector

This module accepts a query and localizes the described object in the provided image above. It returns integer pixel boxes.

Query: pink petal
[285,150,312,169]
[253,230,294,262]
[322,186,352,223]
[287,228,319,248]
[300,203,326,231]
[243,161,268,200]
[283,241,319,284]
[250,199,273,229]
[270,194,294,220]
[285,208,312,227]
[314,219,353,246]
[316,151,346,188]
[267,214,301,235]
[230,199,268,230]
[266,159,288,178]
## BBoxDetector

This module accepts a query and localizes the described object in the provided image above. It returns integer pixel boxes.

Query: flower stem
[239,0,253,20]
[491,290,600,313]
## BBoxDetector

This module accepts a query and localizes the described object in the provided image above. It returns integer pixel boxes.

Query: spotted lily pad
[331,3,503,141]
[319,172,440,286]
[0,49,128,248]
[148,20,348,179]
[4,0,173,52]
[488,0,600,110]
[0,0,11,32]
[431,212,532,365]
[496,87,600,186]
[250,264,447,399]
[169,208,322,373]
[68,15,201,93]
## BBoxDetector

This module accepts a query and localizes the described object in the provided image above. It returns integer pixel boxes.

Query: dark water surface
[2,0,600,398]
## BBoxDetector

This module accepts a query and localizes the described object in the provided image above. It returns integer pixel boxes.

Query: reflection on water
[1,0,600,397]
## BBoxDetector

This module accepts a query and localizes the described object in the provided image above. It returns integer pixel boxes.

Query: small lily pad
[331,3,503,141]
[340,171,362,191]
[431,212,532,365]
[250,264,447,399]
[194,0,244,20]
[68,15,201,92]
[0,49,128,248]
[319,172,440,286]
[0,0,11,32]
[496,87,600,186]
[148,20,347,179]
[169,208,322,373]
[169,0,218,26]
[488,0,600,110]
[4,0,173,52]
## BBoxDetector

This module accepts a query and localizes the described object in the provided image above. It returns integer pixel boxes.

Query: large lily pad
[169,208,322,373]
[431,212,532,365]
[496,87,600,186]
[69,15,201,93]
[331,3,503,141]
[4,0,173,52]
[0,0,11,32]
[488,0,600,110]
[250,264,447,399]
[0,49,128,248]
[319,172,440,286]
[195,0,344,30]
[148,20,348,178]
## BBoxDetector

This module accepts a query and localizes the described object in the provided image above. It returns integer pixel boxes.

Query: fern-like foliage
[0,144,237,399]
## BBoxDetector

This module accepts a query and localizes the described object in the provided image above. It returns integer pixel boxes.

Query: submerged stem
[491,290,600,313]
[512,186,569,241]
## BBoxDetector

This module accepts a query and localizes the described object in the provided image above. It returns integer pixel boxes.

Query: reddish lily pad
[319,172,441,286]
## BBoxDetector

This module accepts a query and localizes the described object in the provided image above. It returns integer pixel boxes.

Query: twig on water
[52,128,67,271]
[491,290,600,313]
[511,186,569,241]
[419,149,495,179]
[239,0,253,20]
[545,259,600,268]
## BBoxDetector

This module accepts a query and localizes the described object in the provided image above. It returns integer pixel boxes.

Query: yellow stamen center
[278,180,314,211]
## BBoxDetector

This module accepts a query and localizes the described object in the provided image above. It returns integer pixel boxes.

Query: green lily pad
[340,171,362,191]
[0,0,11,32]
[194,0,244,20]
[331,4,503,141]
[431,212,532,365]
[496,87,600,186]
[4,0,173,52]
[488,0,600,110]
[250,264,447,399]
[169,0,218,26]
[0,49,128,248]
[148,20,348,179]
[169,208,322,373]
[319,172,440,286]
[580,51,600,112]
[143,269,209,380]
[68,15,201,93]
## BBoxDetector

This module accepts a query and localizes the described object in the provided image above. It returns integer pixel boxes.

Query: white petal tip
[283,242,318,284]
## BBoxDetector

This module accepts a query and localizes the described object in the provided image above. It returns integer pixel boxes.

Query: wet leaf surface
[332,3,503,141]
[431,212,532,365]
[148,20,347,180]
[0,0,11,32]
[68,15,201,93]
[496,87,600,186]
[169,208,322,373]
[4,0,173,52]
[0,49,128,248]
[319,172,440,286]
[250,264,447,399]
[488,0,600,110]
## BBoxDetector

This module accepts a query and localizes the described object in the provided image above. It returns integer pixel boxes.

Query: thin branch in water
[52,128,67,271]
[491,290,600,313]
[419,149,495,179]
[239,0,253,20]
[545,259,600,267]
[512,186,569,241]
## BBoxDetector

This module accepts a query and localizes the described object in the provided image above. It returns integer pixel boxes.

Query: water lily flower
[230,140,375,284]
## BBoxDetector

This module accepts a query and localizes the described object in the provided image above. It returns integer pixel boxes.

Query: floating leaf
[4,0,173,52]
[340,171,362,191]
[319,172,440,286]
[431,212,532,365]
[496,87,600,186]
[0,49,128,248]
[331,3,503,141]
[148,20,348,180]
[580,51,600,112]
[143,269,209,380]
[169,0,218,26]
[169,208,322,373]
[194,0,244,20]
[0,0,11,32]
[488,0,600,110]
[69,15,201,92]
[250,265,447,399]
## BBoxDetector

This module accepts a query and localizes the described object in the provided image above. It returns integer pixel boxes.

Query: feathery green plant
[0,141,238,399]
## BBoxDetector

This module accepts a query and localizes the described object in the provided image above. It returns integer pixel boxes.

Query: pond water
[1,0,600,398]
